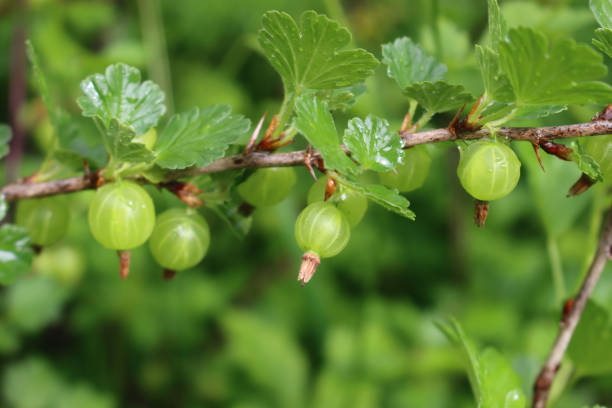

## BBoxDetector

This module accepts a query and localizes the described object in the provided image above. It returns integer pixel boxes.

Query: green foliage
[154,106,250,169]
[258,10,378,93]
[343,115,403,172]
[590,0,612,28]
[499,27,612,106]
[337,177,415,220]
[381,37,446,89]
[487,0,507,50]
[0,124,11,159]
[402,81,473,113]
[593,29,612,58]
[293,95,359,175]
[0,195,6,222]
[439,319,526,408]
[0,225,34,285]
[568,300,612,378]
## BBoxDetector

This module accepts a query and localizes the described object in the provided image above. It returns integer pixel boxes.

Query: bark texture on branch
[532,208,612,408]
[2,121,612,201]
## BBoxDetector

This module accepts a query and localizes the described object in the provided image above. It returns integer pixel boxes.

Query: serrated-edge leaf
[258,10,378,92]
[594,28,612,58]
[476,45,514,103]
[402,81,473,113]
[154,105,250,170]
[343,115,404,171]
[336,176,415,219]
[77,63,166,136]
[0,124,11,159]
[569,140,603,181]
[381,37,447,89]
[499,27,612,105]
[487,0,508,50]
[293,95,359,175]
[591,0,612,28]
[0,225,34,285]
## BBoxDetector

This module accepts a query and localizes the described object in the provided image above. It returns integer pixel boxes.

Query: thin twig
[2,120,612,201]
[533,208,612,408]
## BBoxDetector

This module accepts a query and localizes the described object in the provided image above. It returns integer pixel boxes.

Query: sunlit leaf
[499,27,612,105]
[591,0,612,28]
[258,10,378,93]
[337,177,415,220]
[381,37,446,89]
[293,95,359,175]
[343,115,404,172]
[476,46,514,103]
[303,84,367,111]
[78,63,166,136]
[487,0,508,50]
[402,81,473,113]
[154,105,250,170]
[0,225,34,285]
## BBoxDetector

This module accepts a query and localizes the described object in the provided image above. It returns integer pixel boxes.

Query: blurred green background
[2,0,612,407]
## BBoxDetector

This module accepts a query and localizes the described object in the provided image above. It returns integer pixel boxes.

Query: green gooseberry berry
[16,195,70,246]
[379,147,431,192]
[457,140,521,201]
[237,167,296,207]
[307,176,367,227]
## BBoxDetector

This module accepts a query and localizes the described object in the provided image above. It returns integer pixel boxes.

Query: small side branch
[2,121,612,201]
[532,208,612,408]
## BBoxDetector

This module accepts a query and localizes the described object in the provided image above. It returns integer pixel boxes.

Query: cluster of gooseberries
[13,137,532,284]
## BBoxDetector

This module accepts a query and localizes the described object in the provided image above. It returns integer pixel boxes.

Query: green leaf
[0,124,11,159]
[381,37,446,89]
[343,115,404,172]
[0,195,7,222]
[336,177,415,219]
[93,118,153,163]
[293,95,359,175]
[591,0,612,28]
[154,105,250,170]
[568,141,603,182]
[78,63,166,136]
[303,84,367,111]
[499,27,612,105]
[258,10,378,93]
[487,0,507,50]
[594,28,612,58]
[476,46,514,103]
[402,81,473,113]
[439,319,526,408]
[568,300,612,377]
[26,41,58,125]
[0,225,34,285]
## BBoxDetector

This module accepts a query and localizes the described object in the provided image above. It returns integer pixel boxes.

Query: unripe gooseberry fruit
[237,167,296,207]
[583,135,612,179]
[149,208,210,272]
[294,202,350,284]
[457,140,521,201]
[88,180,155,250]
[307,177,367,227]
[379,147,432,192]
[16,196,70,246]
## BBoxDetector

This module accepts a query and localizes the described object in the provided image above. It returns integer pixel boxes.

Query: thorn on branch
[560,297,574,328]
[473,199,489,227]
[567,173,596,197]
[304,144,317,181]
[400,111,412,133]
[244,112,266,154]
[531,143,545,172]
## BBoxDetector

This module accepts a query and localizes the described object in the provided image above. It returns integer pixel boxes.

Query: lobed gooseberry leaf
[568,300,612,377]
[499,27,612,105]
[0,225,34,285]
[402,81,473,113]
[93,118,154,163]
[343,115,404,172]
[258,10,378,93]
[438,319,526,408]
[593,28,612,58]
[476,46,514,103]
[302,84,367,112]
[78,63,166,137]
[381,37,446,90]
[293,95,359,175]
[336,177,415,220]
[487,0,508,50]
[0,124,11,159]
[154,105,250,170]
[567,140,603,182]
[591,0,612,28]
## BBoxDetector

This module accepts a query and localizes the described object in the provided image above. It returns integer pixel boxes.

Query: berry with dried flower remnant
[307,176,367,227]
[149,208,210,278]
[294,202,350,285]
[88,180,155,279]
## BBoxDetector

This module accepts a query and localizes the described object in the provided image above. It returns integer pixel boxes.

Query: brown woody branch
[532,208,612,408]
[2,120,612,201]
